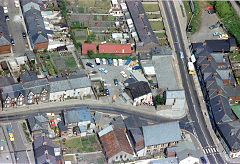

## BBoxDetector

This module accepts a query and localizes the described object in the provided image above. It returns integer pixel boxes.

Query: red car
[205,6,213,11]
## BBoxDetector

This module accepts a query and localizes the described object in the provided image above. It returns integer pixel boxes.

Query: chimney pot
[218,90,222,95]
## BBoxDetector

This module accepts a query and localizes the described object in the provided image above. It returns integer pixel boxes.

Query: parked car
[10,39,15,46]
[180,51,184,59]
[213,32,222,36]
[103,69,108,74]
[5,14,9,21]
[15,1,20,7]
[200,157,207,164]
[105,88,110,96]
[204,6,213,11]
[208,9,215,14]
[120,71,127,78]
[130,62,136,68]
[86,62,94,68]
[98,67,105,72]
[3,7,8,14]
[22,32,26,39]
[125,59,131,66]
[132,66,141,70]
[118,59,123,66]
[219,34,228,39]
[209,24,218,30]
[114,79,118,86]
[95,58,100,65]
[102,58,107,65]
[108,59,112,66]
[113,59,118,66]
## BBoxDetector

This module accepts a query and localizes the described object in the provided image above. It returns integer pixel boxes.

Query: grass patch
[183,1,192,25]
[180,5,185,17]
[150,21,164,31]
[64,155,75,162]
[64,57,77,68]
[190,1,201,34]
[76,0,95,8]
[22,122,32,143]
[158,39,169,45]
[147,14,161,19]
[154,32,166,38]
[95,0,110,8]
[142,4,160,12]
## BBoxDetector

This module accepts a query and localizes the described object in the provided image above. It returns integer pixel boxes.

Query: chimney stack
[213,73,217,78]
[207,56,212,61]
[218,90,222,95]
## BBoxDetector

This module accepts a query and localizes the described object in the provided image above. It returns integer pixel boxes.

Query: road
[3,0,28,56]
[161,1,225,164]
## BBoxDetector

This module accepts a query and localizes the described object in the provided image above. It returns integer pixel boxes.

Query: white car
[120,71,127,78]
[3,7,8,14]
[102,58,107,65]
[113,59,118,66]
[15,1,20,8]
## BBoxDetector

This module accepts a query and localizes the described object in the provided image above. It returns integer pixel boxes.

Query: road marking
[203,149,206,154]
[205,149,208,154]
[213,148,216,152]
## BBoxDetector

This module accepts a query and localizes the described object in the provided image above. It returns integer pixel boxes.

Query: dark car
[200,157,207,164]
[132,66,141,70]
[208,9,216,14]
[114,79,118,86]
[5,14,9,21]
[10,39,15,46]
[105,88,110,96]
[86,62,94,68]
[22,32,26,39]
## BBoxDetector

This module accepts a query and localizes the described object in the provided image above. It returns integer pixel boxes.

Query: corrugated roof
[142,122,182,146]
[98,125,113,137]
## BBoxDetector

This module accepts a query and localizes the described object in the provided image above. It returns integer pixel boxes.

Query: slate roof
[94,111,113,130]
[23,78,50,95]
[217,120,240,151]
[125,0,158,46]
[1,83,26,99]
[27,114,49,133]
[64,107,93,124]
[125,81,151,100]
[25,51,36,61]
[49,77,71,93]
[165,90,185,99]
[99,126,134,159]
[111,116,126,129]
[22,2,40,13]
[124,116,148,130]
[19,71,38,82]
[222,86,240,98]
[68,75,91,89]
[0,6,11,46]
[142,122,182,146]
[33,136,57,164]
[20,0,42,6]
[98,44,132,54]
[57,120,68,132]
[0,76,15,87]
[23,8,48,46]
[82,43,97,55]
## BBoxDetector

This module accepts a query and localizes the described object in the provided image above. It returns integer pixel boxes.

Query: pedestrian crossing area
[203,147,218,155]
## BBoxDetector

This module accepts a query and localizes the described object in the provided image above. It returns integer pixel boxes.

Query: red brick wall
[34,42,48,50]
[0,45,11,54]
[222,80,230,84]
[115,53,131,56]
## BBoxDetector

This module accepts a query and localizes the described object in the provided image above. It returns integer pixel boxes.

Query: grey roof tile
[0,6,11,46]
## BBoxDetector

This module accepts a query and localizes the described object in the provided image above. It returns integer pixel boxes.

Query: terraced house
[20,0,49,50]
[192,40,240,158]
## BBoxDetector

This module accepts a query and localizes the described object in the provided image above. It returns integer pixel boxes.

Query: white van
[113,59,118,66]
[95,58,100,65]
[118,59,123,66]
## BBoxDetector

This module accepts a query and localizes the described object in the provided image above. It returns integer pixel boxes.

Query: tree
[153,95,165,105]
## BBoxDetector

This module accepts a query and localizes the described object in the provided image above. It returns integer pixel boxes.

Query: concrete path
[230,1,240,17]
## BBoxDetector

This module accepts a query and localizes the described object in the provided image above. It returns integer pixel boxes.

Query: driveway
[190,10,224,43]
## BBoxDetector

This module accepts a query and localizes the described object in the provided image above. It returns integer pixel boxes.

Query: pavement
[230,1,240,17]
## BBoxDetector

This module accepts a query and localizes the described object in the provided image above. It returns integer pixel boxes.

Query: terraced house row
[191,38,240,158]
[0,71,91,109]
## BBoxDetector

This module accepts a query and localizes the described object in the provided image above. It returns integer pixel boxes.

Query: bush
[153,95,165,105]
[190,1,201,34]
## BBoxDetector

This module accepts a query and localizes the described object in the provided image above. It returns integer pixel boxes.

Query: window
[17,96,23,105]
[120,155,122,159]
[116,156,118,160]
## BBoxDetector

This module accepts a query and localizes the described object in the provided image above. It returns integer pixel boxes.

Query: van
[113,59,118,66]
[95,58,100,65]
[118,59,123,66]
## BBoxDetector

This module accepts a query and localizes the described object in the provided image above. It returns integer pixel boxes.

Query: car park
[200,157,207,164]
[22,32,26,39]
[120,71,127,78]
[108,59,112,66]
[86,62,94,68]
[209,24,218,30]
[213,32,222,36]
[10,39,15,46]
[114,79,118,86]
[102,58,107,65]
